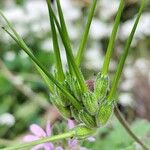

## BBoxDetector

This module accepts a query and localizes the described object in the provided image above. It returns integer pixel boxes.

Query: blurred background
[0,0,150,149]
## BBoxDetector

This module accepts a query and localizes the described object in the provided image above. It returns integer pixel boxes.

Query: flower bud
[65,73,82,101]
[79,110,96,128]
[71,79,82,101]
[70,106,80,122]
[82,92,99,115]
[50,95,71,119]
[73,124,96,139]
[94,73,109,101]
[96,101,113,126]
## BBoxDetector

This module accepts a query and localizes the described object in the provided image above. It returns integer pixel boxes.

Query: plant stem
[114,106,149,150]
[76,0,97,66]
[0,131,75,150]
[108,0,145,100]
[48,3,65,82]
[55,0,73,75]
[46,0,88,92]
[101,0,124,75]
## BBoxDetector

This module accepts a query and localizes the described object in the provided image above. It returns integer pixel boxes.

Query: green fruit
[50,94,71,119]
[70,106,80,122]
[82,92,99,115]
[94,73,109,101]
[96,101,113,126]
[79,110,96,128]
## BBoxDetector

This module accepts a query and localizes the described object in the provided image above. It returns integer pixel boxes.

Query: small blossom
[24,120,95,150]
[23,121,61,150]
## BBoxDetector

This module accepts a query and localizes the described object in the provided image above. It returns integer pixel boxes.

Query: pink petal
[31,144,44,150]
[79,147,88,150]
[68,139,78,149]
[30,124,46,137]
[44,143,54,150]
[67,120,75,129]
[46,121,52,136]
[23,135,39,142]
[55,146,64,150]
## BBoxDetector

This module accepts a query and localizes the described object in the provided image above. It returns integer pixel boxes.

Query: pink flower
[23,120,95,150]
[23,121,62,150]
[67,120,78,149]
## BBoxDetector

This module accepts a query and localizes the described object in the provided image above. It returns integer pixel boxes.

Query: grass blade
[76,0,98,66]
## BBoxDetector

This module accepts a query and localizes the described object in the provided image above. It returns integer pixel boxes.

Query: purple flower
[23,121,61,150]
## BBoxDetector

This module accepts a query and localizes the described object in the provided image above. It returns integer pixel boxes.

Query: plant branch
[114,106,149,150]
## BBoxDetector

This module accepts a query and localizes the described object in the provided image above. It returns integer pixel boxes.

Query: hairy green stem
[0,131,75,150]
[76,0,98,66]
[108,0,145,100]
[101,0,124,75]
[114,106,149,150]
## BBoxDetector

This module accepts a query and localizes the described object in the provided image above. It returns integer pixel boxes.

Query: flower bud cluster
[51,73,113,128]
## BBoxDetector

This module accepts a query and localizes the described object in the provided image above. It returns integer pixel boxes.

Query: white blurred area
[0,0,150,118]
[1,0,149,69]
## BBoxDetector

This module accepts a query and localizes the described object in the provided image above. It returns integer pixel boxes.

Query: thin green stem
[46,0,88,92]
[76,0,98,66]
[55,0,74,75]
[35,65,54,93]
[0,131,75,150]
[101,0,124,75]
[1,27,81,110]
[114,106,149,150]
[108,0,145,100]
[48,4,65,82]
